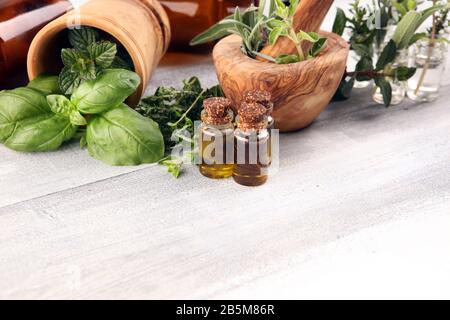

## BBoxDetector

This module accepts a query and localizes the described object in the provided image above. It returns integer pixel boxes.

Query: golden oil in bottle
[233,102,271,187]
[199,97,235,179]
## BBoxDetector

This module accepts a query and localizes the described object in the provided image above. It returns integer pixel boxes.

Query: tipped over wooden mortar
[213,31,349,132]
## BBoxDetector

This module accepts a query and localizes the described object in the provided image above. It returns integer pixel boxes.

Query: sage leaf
[276,54,300,64]
[332,8,347,36]
[87,41,117,69]
[0,88,76,152]
[28,74,61,95]
[376,40,397,71]
[86,104,164,166]
[190,19,235,45]
[69,27,100,54]
[310,38,328,57]
[71,69,141,114]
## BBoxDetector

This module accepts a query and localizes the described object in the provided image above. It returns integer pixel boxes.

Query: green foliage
[136,77,224,178]
[0,88,76,152]
[86,104,164,166]
[71,69,140,114]
[27,74,61,95]
[191,0,327,63]
[59,27,133,95]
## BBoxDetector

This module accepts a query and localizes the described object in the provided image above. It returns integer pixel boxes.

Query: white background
[65,0,450,299]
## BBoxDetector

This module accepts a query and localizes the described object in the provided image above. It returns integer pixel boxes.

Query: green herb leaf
[309,38,328,57]
[332,8,347,36]
[356,56,374,81]
[374,77,392,107]
[87,41,118,69]
[61,48,85,67]
[71,69,141,114]
[58,66,82,95]
[376,40,397,71]
[86,104,164,166]
[47,94,75,116]
[28,74,61,95]
[0,88,76,152]
[396,66,416,81]
[68,27,100,54]
[275,54,300,64]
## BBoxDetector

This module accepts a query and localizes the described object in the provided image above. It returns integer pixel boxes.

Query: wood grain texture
[213,32,349,132]
[260,0,335,58]
[27,0,171,105]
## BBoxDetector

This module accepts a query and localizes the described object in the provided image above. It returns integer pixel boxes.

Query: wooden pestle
[259,0,334,59]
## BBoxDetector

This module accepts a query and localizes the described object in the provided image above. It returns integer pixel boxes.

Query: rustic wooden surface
[1,52,449,299]
[214,32,349,132]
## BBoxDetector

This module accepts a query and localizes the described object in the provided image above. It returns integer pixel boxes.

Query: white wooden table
[1,53,449,300]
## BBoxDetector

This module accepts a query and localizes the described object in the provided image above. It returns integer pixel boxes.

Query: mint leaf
[87,41,117,69]
[68,27,100,54]
[61,48,85,67]
[59,67,82,95]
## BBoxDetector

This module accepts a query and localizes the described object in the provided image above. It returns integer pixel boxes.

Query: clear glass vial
[407,38,448,102]
[199,97,235,179]
[233,102,271,187]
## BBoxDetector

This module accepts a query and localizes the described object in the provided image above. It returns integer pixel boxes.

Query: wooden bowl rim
[213,30,349,73]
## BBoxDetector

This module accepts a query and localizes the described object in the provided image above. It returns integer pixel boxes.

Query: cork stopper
[202,97,233,125]
[238,102,267,131]
[243,90,273,115]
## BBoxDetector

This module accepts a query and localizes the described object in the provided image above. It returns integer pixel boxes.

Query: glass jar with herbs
[407,37,448,102]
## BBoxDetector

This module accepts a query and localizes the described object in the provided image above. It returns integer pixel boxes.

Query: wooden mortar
[27,0,171,105]
[213,32,349,132]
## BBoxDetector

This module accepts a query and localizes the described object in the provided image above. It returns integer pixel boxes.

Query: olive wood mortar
[213,31,349,132]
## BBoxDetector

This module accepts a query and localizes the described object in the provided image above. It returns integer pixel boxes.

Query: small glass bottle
[407,38,448,102]
[199,97,235,179]
[233,102,271,187]
[243,90,275,129]
[0,0,72,89]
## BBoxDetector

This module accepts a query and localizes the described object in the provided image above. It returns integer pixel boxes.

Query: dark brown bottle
[159,0,256,51]
[0,0,72,89]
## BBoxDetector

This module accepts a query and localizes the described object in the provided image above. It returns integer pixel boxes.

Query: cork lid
[243,90,273,114]
[202,97,233,125]
[238,102,267,131]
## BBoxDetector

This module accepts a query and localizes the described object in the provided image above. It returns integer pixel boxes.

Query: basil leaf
[332,8,347,36]
[86,104,164,166]
[28,74,61,95]
[0,88,76,152]
[47,95,87,126]
[87,41,117,69]
[376,40,397,71]
[71,69,141,114]
[69,27,100,54]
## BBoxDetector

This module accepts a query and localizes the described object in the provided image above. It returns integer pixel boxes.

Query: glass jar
[159,0,255,51]
[0,0,72,89]
[407,38,448,102]
[372,49,409,106]
[199,105,235,179]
